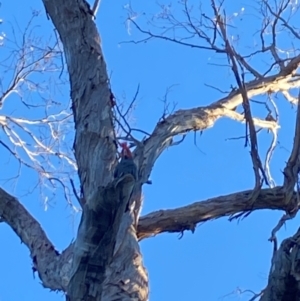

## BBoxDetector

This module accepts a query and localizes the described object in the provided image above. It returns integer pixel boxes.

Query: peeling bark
[137,187,292,240]
[67,176,136,301]
[260,228,300,301]
[42,0,116,195]
[41,0,148,300]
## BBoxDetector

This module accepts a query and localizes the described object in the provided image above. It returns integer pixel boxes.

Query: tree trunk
[41,0,149,300]
[259,228,300,301]
[2,1,300,300]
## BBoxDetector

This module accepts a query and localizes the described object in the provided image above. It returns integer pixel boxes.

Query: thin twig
[92,0,101,18]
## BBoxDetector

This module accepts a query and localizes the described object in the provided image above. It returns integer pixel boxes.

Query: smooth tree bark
[2,0,300,300]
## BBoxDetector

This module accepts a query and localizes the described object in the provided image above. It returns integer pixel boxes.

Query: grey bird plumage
[114,154,137,212]
[114,157,137,181]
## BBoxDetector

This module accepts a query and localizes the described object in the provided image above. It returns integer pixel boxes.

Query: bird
[114,142,137,185]
[114,142,137,212]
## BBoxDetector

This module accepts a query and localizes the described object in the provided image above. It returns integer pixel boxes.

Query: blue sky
[1,1,299,300]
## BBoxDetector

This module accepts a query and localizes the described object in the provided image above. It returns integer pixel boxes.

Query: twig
[70,178,83,208]
[264,127,277,188]
[48,177,80,212]
[269,211,297,242]
[92,0,101,18]
[212,1,268,199]
[170,135,186,146]
[127,18,225,52]
[123,84,140,118]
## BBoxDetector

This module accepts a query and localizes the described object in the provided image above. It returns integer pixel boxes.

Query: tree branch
[282,92,300,207]
[0,186,71,290]
[214,3,267,193]
[137,186,292,240]
[135,70,299,185]
[0,181,139,295]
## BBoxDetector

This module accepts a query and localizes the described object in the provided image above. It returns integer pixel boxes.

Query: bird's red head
[120,142,133,159]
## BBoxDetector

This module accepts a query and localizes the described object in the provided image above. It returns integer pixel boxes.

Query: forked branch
[135,70,296,185]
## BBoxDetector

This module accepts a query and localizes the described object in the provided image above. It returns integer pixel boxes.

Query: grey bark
[137,187,294,240]
[41,0,148,300]
[260,229,300,301]
[1,0,300,300]
[67,177,136,301]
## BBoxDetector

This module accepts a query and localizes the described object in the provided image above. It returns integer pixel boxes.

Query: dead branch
[264,127,278,188]
[281,90,299,105]
[267,91,300,241]
[137,186,291,240]
[134,70,297,185]
[126,0,300,189]
[282,91,300,208]
[212,0,267,195]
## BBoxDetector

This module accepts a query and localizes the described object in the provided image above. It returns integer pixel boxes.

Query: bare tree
[2,0,300,300]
